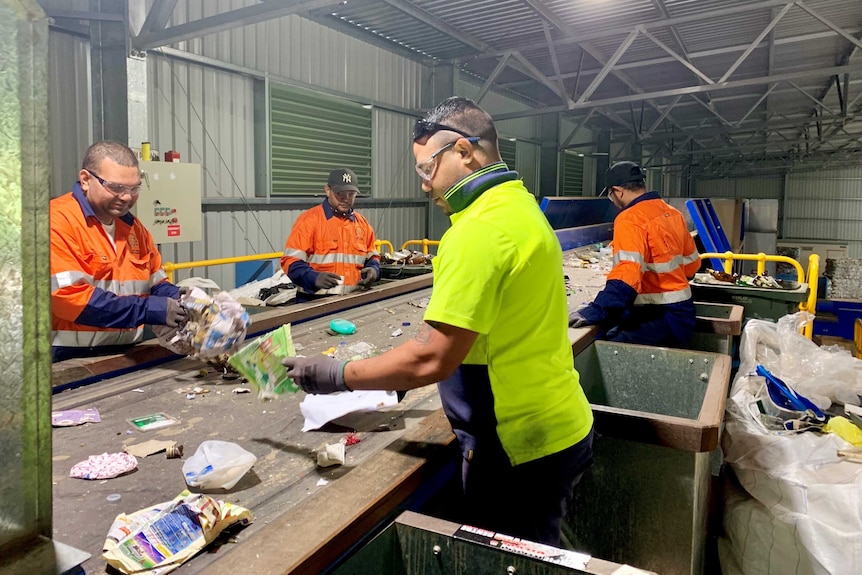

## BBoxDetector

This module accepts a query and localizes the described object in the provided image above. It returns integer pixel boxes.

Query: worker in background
[50,141,187,362]
[283,97,594,547]
[281,168,380,299]
[568,161,700,347]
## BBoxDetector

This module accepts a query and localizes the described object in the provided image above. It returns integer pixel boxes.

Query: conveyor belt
[52,288,455,575]
[51,272,602,574]
[52,274,434,391]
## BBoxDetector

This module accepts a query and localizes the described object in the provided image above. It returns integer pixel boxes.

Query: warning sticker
[167,225,181,237]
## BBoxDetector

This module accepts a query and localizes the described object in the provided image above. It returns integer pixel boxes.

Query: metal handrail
[376,240,394,254]
[401,239,440,254]
[163,240,395,282]
[700,251,820,339]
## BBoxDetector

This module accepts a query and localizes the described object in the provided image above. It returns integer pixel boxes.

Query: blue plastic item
[686,199,732,271]
[756,364,826,421]
[329,319,356,335]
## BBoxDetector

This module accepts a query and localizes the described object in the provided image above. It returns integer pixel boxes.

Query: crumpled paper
[70,452,138,480]
[156,287,251,359]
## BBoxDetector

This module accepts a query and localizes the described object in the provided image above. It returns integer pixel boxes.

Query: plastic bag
[734,312,862,409]
[721,312,862,575]
[228,324,299,399]
[182,440,257,490]
[157,287,251,359]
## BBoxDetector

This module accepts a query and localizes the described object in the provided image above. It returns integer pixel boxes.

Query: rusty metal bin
[567,341,731,575]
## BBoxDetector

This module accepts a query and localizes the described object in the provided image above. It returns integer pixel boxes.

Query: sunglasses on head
[412,119,475,142]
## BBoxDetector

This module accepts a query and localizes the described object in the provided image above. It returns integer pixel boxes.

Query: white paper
[300,390,399,431]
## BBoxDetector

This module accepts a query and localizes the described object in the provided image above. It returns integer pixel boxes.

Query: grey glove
[314,272,342,290]
[282,356,351,394]
[177,286,190,296]
[358,267,379,286]
[165,297,189,328]
[568,309,590,328]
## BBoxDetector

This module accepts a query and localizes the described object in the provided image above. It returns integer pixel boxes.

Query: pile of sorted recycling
[693,268,783,289]
[380,250,433,266]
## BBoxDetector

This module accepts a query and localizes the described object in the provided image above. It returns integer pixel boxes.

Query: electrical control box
[135,160,202,244]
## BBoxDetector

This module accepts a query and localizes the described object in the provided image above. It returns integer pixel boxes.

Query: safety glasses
[86,169,142,196]
[412,119,475,142]
[414,137,480,182]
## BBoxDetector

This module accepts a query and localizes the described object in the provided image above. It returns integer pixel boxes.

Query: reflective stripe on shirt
[635,286,693,305]
[52,327,143,348]
[308,253,367,266]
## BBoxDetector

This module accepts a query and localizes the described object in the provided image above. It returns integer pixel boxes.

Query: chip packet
[228,324,299,398]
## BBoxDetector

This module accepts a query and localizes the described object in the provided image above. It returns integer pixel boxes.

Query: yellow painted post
[723,251,734,274]
[756,253,766,276]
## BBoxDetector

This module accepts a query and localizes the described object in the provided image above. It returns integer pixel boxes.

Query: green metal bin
[567,341,731,575]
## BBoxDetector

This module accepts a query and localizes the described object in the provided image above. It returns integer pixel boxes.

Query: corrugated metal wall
[48,31,91,198]
[515,140,540,196]
[170,2,424,111]
[695,177,784,199]
[145,4,433,288]
[785,167,862,257]
[560,116,595,194]
[373,110,422,199]
[148,54,256,199]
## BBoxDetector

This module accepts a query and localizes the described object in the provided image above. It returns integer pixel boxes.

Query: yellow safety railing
[163,240,396,283]
[401,239,440,254]
[854,319,862,360]
[700,252,820,339]
[163,252,282,283]
[376,240,394,254]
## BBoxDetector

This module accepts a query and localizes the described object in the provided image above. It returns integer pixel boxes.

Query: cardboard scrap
[125,439,177,458]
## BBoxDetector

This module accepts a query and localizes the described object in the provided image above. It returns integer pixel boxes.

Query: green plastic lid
[329,319,357,335]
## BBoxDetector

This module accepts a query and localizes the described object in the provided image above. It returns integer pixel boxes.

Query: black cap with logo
[327,168,360,194]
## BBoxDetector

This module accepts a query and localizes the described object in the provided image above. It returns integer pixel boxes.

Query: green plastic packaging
[228,324,298,398]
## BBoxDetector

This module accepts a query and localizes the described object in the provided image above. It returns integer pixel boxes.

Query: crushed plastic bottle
[334,341,376,361]
[333,341,350,360]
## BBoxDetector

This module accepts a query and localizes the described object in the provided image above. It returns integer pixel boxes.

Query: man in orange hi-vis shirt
[281,168,380,300]
[50,141,187,362]
[569,161,700,347]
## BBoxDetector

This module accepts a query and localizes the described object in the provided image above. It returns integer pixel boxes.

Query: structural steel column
[540,112,559,197]
[90,0,130,143]
[595,130,611,195]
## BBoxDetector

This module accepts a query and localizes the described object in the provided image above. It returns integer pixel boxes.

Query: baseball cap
[600,161,646,196]
[327,168,359,194]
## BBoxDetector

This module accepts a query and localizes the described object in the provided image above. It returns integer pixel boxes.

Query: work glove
[568,309,590,329]
[358,267,379,286]
[177,286,190,296]
[314,272,342,290]
[282,356,351,395]
[165,297,189,328]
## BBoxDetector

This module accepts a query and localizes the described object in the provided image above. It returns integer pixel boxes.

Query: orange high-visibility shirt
[281,201,379,294]
[608,194,700,305]
[51,186,175,350]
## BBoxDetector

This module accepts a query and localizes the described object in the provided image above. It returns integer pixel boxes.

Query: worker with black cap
[281,168,380,298]
[569,161,701,346]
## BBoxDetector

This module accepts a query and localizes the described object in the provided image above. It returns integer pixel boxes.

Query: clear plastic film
[721,312,862,575]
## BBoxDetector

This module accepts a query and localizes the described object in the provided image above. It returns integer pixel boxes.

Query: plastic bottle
[333,341,350,360]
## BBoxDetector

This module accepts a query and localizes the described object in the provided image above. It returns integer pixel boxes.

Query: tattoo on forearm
[415,324,433,345]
